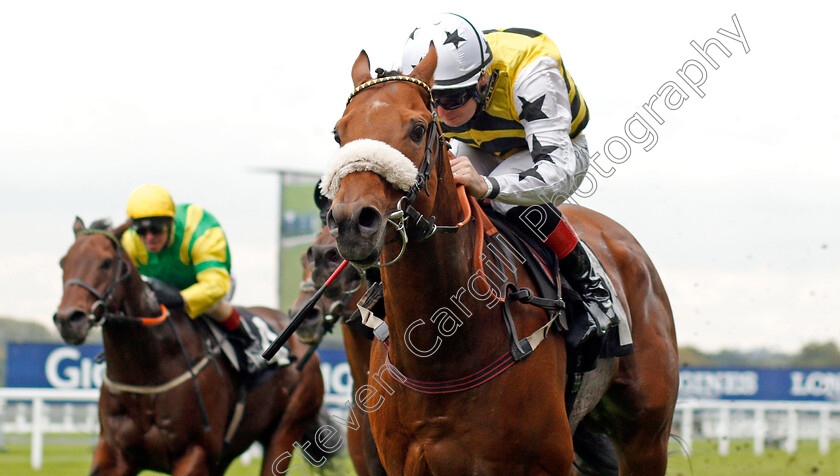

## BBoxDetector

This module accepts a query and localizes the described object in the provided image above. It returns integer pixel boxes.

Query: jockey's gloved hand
[146,278,184,309]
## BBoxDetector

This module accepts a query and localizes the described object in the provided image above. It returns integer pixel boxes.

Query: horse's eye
[100,258,112,270]
[410,124,426,143]
[326,249,340,263]
[333,129,341,144]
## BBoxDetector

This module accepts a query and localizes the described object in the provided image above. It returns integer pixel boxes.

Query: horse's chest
[105,395,180,450]
[389,409,541,475]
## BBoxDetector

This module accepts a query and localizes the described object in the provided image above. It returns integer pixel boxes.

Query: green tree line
[679,342,840,368]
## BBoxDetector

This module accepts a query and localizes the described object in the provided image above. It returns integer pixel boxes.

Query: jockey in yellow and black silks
[122,184,264,371]
[403,13,617,341]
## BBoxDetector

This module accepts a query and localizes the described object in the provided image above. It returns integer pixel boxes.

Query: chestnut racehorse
[54,218,326,476]
[292,224,387,476]
[324,47,679,475]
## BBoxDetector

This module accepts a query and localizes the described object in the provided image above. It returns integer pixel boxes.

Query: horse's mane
[375,68,401,78]
[85,217,131,239]
[88,218,112,230]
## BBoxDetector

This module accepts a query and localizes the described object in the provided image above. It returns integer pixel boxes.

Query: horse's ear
[313,179,332,225]
[73,217,86,236]
[410,42,437,88]
[113,221,131,239]
[351,50,373,87]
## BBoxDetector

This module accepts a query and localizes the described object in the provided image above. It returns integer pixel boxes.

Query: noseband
[64,229,132,325]
[343,76,468,268]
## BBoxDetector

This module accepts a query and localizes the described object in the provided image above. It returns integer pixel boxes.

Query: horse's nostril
[69,310,88,323]
[357,206,382,235]
[326,210,338,233]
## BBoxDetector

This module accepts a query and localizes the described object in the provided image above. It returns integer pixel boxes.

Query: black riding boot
[559,242,618,343]
[227,321,265,373]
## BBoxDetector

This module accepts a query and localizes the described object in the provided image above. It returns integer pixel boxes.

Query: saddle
[203,308,291,447]
[205,307,291,378]
[352,202,631,374]
[480,204,632,374]
[351,197,632,408]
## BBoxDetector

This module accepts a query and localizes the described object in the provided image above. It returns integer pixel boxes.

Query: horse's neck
[101,313,204,384]
[102,260,205,383]
[380,182,510,378]
[118,250,160,318]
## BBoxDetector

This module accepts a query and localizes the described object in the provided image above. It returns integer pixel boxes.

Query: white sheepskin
[321,139,419,199]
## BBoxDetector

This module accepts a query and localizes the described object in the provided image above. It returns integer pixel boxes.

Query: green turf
[281,242,310,312]
[283,183,321,213]
[0,441,355,475]
[2,438,837,475]
[667,439,840,475]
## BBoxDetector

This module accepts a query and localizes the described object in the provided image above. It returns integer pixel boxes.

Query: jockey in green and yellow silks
[122,184,263,370]
[122,191,231,318]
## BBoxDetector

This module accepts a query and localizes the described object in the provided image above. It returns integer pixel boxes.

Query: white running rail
[0,387,347,470]
[674,399,840,456]
[0,387,99,470]
[4,388,840,470]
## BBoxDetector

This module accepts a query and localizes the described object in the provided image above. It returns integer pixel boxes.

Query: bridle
[343,76,565,396]
[62,229,133,325]
[345,76,471,268]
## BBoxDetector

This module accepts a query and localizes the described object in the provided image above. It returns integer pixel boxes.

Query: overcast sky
[1,1,837,353]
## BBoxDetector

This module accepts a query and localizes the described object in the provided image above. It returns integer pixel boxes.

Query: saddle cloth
[206,307,291,374]
[481,206,633,371]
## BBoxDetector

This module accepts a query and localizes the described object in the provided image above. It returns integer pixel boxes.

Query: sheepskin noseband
[320,139,419,199]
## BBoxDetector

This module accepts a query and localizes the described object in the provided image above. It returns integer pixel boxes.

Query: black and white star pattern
[518,94,549,122]
[518,167,546,183]
[444,29,467,49]
[530,136,559,163]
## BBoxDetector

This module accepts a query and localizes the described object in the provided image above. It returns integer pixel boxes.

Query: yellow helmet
[126,184,175,219]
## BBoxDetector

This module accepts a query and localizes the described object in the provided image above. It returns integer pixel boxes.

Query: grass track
[0,440,354,475]
[667,439,839,475]
[1,438,837,475]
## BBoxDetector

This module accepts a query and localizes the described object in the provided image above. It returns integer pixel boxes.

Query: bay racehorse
[54,218,327,476]
[292,222,387,476]
[323,47,679,475]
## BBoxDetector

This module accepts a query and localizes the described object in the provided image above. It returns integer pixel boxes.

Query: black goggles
[432,87,476,111]
[132,218,169,237]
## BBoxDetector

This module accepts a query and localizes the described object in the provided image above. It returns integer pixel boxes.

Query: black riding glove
[146,279,184,309]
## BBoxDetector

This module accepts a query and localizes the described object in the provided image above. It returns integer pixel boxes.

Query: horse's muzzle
[53,307,92,345]
[327,201,385,265]
[292,304,324,344]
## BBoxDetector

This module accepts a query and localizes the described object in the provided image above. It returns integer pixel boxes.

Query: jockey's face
[436,97,478,128]
[141,229,168,253]
[433,75,486,128]
[133,219,171,253]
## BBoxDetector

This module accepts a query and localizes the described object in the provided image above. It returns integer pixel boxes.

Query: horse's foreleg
[260,392,323,475]
[89,438,135,476]
[171,445,210,476]
[346,414,369,476]
[361,412,387,476]
[260,419,310,476]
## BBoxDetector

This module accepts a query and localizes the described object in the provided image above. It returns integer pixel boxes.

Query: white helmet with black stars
[402,13,492,90]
